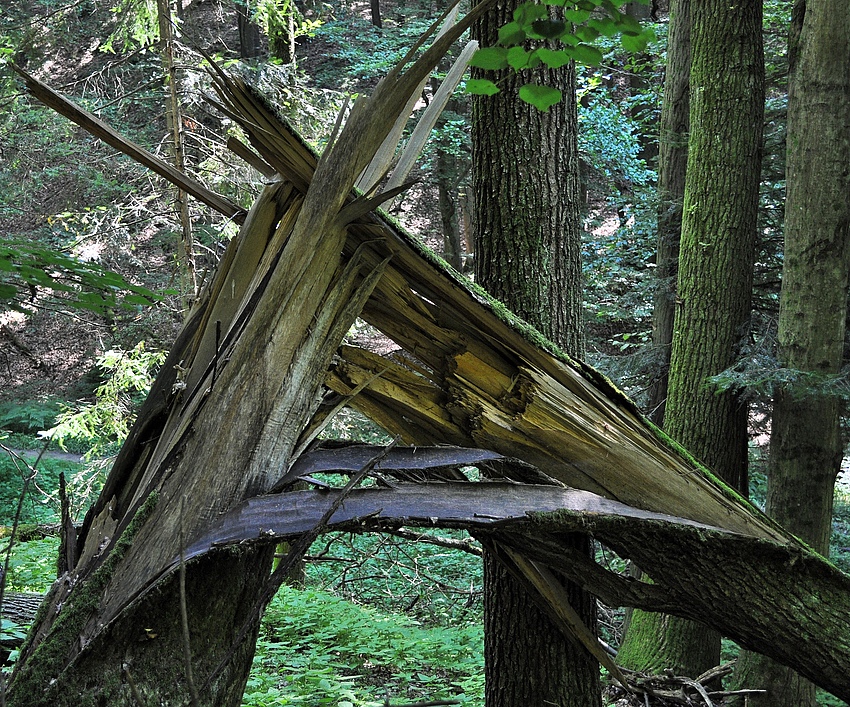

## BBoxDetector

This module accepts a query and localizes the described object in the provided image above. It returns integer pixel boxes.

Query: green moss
[7,491,158,707]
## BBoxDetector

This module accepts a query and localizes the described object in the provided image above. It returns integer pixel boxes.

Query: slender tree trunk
[618,0,763,677]
[645,0,689,426]
[370,0,382,29]
[269,0,297,65]
[472,2,596,705]
[731,2,850,704]
[157,0,197,309]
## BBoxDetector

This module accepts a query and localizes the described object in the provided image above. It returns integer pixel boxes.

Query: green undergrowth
[0,453,78,526]
[245,585,484,707]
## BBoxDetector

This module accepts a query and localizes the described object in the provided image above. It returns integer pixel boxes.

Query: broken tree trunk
[8,5,850,703]
[7,7,493,704]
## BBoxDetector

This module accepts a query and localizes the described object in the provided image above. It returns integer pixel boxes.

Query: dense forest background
[0,0,848,705]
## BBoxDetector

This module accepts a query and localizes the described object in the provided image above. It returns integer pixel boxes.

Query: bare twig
[123,663,149,707]
[379,527,483,556]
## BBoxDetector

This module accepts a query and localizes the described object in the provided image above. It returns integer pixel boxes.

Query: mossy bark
[731,2,850,703]
[618,0,764,678]
[472,2,597,705]
[9,547,274,707]
[646,0,689,426]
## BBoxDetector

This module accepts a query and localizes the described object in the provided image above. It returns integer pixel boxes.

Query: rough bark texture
[472,2,596,704]
[7,20,489,702]
[619,0,764,678]
[471,0,583,355]
[731,1,850,703]
[646,0,689,426]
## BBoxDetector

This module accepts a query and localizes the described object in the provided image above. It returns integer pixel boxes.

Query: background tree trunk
[731,2,850,703]
[618,0,764,677]
[471,1,596,705]
[645,0,689,426]
[237,0,263,58]
[157,0,197,309]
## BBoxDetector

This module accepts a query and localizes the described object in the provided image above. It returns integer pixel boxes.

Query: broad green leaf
[564,9,592,23]
[575,25,600,42]
[513,1,548,25]
[536,47,572,69]
[469,47,509,70]
[465,78,501,96]
[507,46,531,70]
[570,43,603,65]
[588,16,622,37]
[518,84,563,112]
[623,27,655,52]
[498,22,527,45]
[616,12,644,35]
[531,18,567,39]
[0,284,16,301]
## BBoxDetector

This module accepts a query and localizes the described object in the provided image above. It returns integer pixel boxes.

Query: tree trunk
[731,2,850,703]
[471,1,596,704]
[370,0,382,29]
[157,0,197,309]
[4,23,479,694]
[646,0,689,426]
[237,0,263,59]
[618,0,764,677]
[269,0,297,65]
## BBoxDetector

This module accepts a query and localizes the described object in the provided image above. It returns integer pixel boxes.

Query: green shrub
[0,400,63,435]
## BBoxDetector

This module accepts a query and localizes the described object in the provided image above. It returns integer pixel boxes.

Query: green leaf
[531,18,567,39]
[536,47,572,69]
[506,46,531,70]
[498,21,527,45]
[518,84,563,112]
[616,12,643,35]
[564,8,592,23]
[575,25,600,42]
[513,2,548,25]
[588,16,621,37]
[468,47,509,70]
[570,43,603,65]
[621,27,655,53]
[0,284,16,301]
[465,78,501,96]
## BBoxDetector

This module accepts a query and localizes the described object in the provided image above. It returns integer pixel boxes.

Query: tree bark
[157,0,197,308]
[269,0,297,65]
[731,2,850,703]
[646,0,689,426]
[618,0,763,678]
[472,1,596,704]
[237,0,263,59]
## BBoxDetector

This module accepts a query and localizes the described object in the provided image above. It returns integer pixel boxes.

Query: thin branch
[379,527,482,557]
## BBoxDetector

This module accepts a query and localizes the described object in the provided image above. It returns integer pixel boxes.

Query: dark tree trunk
[471,0,596,704]
[731,2,850,703]
[370,0,382,29]
[618,0,764,677]
[237,1,262,59]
